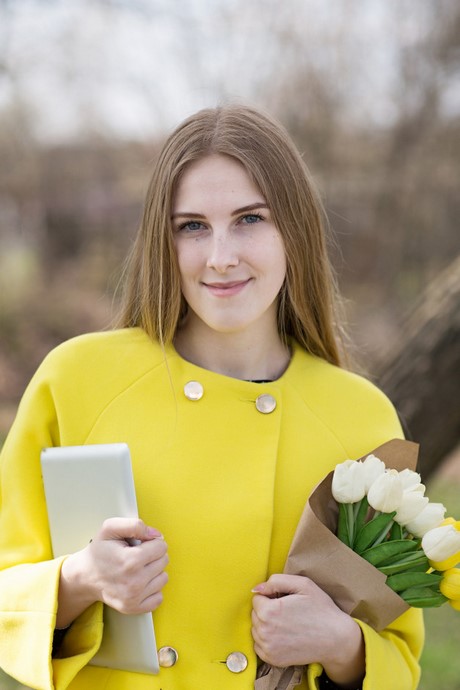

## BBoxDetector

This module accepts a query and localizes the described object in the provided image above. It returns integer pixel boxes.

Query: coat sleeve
[305,608,423,690]
[356,607,424,690]
[0,355,103,690]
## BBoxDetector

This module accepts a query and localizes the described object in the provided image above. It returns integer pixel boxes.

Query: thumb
[98,517,162,543]
[252,574,310,598]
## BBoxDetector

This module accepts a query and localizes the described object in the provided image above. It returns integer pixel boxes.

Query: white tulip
[394,491,429,526]
[405,502,446,538]
[331,460,366,504]
[399,468,422,491]
[361,454,386,491]
[405,483,426,495]
[422,525,460,562]
[367,469,404,513]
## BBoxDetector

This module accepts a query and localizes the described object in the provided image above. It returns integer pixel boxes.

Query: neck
[173,321,291,381]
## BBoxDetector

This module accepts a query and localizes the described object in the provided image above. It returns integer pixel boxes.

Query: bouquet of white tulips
[332,451,460,610]
[256,440,459,690]
[279,439,460,633]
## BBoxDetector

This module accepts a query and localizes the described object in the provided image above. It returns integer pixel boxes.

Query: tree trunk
[376,255,460,481]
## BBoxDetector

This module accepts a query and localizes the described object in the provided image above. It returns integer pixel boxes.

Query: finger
[251,634,270,664]
[251,591,287,624]
[252,574,313,598]
[251,607,268,633]
[114,540,168,579]
[98,517,162,543]
[137,590,164,614]
[253,643,265,662]
[101,562,168,614]
[123,540,168,572]
[137,571,169,613]
[145,569,169,598]
[142,551,169,579]
[251,624,263,648]
[251,593,273,616]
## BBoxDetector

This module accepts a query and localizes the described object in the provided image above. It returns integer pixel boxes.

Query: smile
[203,279,252,297]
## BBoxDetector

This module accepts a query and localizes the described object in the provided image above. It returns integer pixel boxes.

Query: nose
[206,232,239,273]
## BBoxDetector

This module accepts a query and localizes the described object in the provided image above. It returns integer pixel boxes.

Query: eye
[177,220,205,233]
[240,213,264,225]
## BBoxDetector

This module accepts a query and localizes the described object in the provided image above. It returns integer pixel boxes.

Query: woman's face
[172,154,286,340]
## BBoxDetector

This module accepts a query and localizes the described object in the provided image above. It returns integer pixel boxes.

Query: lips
[203,279,252,297]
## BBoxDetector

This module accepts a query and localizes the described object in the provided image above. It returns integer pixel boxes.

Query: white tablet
[40,443,159,674]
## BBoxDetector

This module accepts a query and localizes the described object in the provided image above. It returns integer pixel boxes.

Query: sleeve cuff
[52,601,104,690]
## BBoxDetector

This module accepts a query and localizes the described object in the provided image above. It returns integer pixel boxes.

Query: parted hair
[117,104,345,366]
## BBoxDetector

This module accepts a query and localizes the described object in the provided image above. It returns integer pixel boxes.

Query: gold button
[226,651,248,673]
[158,646,178,667]
[255,393,276,414]
[183,381,204,401]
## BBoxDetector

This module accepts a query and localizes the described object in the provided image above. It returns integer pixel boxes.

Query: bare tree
[377,255,460,480]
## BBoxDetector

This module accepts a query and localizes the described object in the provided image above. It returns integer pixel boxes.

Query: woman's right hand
[56,517,168,628]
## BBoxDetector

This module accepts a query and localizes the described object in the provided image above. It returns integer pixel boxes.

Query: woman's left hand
[251,574,365,687]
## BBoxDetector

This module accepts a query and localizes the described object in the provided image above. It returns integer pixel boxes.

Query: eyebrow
[171,202,269,220]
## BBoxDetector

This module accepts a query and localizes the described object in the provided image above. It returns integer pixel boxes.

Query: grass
[419,475,460,690]
[420,604,460,690]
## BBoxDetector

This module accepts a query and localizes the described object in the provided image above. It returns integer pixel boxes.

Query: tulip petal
[367,470,404,513]
[429,553,460,572]
[399,469,422,490]
[332,460,366,504]
[439,567,460,600]
[394,493,429,526]
[422,525,460,564]
[362,454,386,491]
[406,502,446,538]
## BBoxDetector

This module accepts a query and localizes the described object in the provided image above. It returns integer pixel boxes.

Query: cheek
[268,238,287,283]
[175,243,200,283]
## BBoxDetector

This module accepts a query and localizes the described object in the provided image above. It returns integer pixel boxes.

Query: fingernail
[251,584,265,593]
[147,527,163,538]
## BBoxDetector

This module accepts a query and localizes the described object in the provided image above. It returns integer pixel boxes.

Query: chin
[199,315,255,334]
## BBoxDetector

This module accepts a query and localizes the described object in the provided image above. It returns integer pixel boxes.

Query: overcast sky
[0,0,454,142]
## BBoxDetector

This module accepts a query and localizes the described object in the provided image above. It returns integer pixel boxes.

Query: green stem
[347,503,355,547]
[353,500,362,521]
[373,519,394,547]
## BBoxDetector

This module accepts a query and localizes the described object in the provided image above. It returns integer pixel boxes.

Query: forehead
[173,154,265,210]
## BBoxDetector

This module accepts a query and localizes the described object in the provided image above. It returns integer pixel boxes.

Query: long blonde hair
[117,104,345,366]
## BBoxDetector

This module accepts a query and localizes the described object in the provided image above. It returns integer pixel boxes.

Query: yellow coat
[0,328,423,690]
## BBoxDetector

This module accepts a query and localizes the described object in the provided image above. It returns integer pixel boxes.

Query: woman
[0,105,423,690]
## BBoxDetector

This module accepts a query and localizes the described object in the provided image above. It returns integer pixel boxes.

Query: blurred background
[0,0,459,687]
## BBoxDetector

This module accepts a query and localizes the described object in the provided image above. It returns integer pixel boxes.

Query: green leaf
[353,496,369,537]
[379,553,429,576]
[354,511,397,554]
[390,522,404,541]
[386,572,443,593]
[337,502,351,548]
[399,587,448,608]
[404,562,432,573]
[379,538,422,565]
[360,539,419,567]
